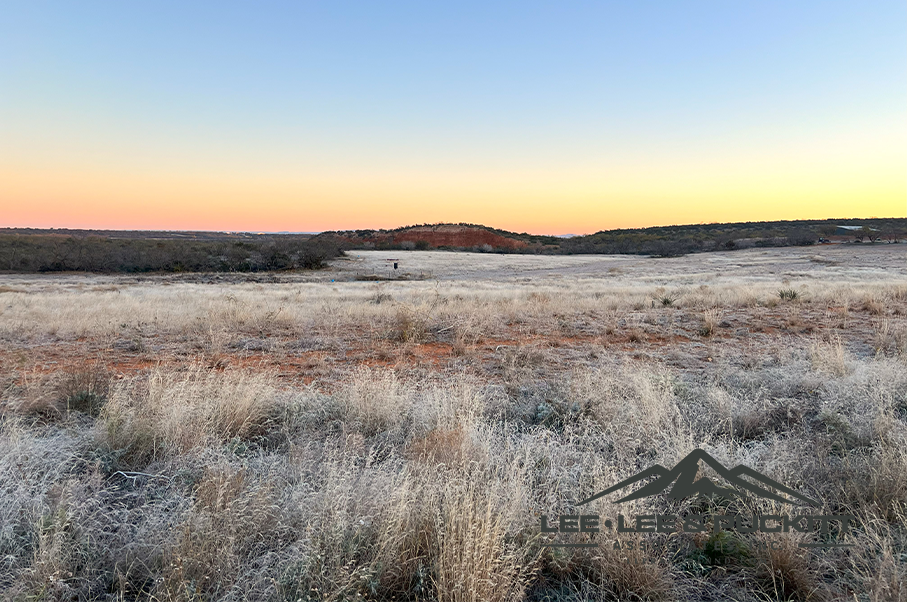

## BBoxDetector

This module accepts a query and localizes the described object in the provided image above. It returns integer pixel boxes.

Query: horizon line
[1,214,903,238]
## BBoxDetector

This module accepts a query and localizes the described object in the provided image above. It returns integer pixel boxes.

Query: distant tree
[856,225,880,243]
[786,229,815,246]
[819,224,838,237]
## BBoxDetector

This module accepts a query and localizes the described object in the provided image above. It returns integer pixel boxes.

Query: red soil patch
[390,226,528,249]
[335,225,529,250]
[1,301,893,392]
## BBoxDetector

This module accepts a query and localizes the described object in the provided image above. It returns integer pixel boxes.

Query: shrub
[779,289,800,301]
[657,295,677,307]
[752,534,818,601]
[57,365,111,417]
[392,305,430,343]
[809,338,852,377]
[698,308,721,337]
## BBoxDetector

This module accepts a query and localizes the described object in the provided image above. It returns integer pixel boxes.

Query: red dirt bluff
[325,224,530,250]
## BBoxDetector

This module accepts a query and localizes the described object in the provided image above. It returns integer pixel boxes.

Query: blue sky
[2,1,904,232]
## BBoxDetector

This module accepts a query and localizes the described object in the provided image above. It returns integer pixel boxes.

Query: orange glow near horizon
[3,115,904,235]
[3,175,902,235]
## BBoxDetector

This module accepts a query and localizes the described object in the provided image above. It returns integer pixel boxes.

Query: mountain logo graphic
[577,449,820,507]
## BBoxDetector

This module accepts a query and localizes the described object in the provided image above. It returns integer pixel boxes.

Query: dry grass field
[1,245,906,601]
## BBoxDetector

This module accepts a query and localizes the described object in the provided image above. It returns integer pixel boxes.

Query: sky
[1,1,905,235]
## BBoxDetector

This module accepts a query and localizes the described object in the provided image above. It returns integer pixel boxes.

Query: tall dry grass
[2,276,906,342]
[100,366,285,468]
[1,263,906,600]
[2,354,906,600]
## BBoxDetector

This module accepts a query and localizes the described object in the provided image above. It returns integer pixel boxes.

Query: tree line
[0,234,344,273]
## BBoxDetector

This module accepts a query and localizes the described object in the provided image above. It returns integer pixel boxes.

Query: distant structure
[834,224,881,242]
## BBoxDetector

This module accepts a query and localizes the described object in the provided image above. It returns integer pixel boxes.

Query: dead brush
[57,364,111,417]
[432,466,536,602]
[865,546,907,602]
[828,502,907,602]
[873,320,907,356]
[844,444,907,522]
[392,304,430,344]
[862,295,886,316]
[405,426,477,467]
[452,317,484,351]
[4,369,60,419]
[499,345,548,388]
[436,315,485,357]
[733,403,806,441]
[527,291,551,304]
[627,327,647,343]
[698,308,721,337]
[596,545,673,601]
[27,505,83,597]
[752,533,820,601]
[369,283,393,304]
[275,455,436,602]
[543,541,673,601]
[568,364,683,460]
[809,336,852,377]
[827,302,851,330]
[158,466,281,600]
[99,366,284,467]
[335,367,413,437]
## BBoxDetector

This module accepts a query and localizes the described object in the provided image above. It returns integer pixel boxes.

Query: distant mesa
[323,223,546,252]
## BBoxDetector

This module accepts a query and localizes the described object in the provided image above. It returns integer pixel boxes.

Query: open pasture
[1,245,906,601]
